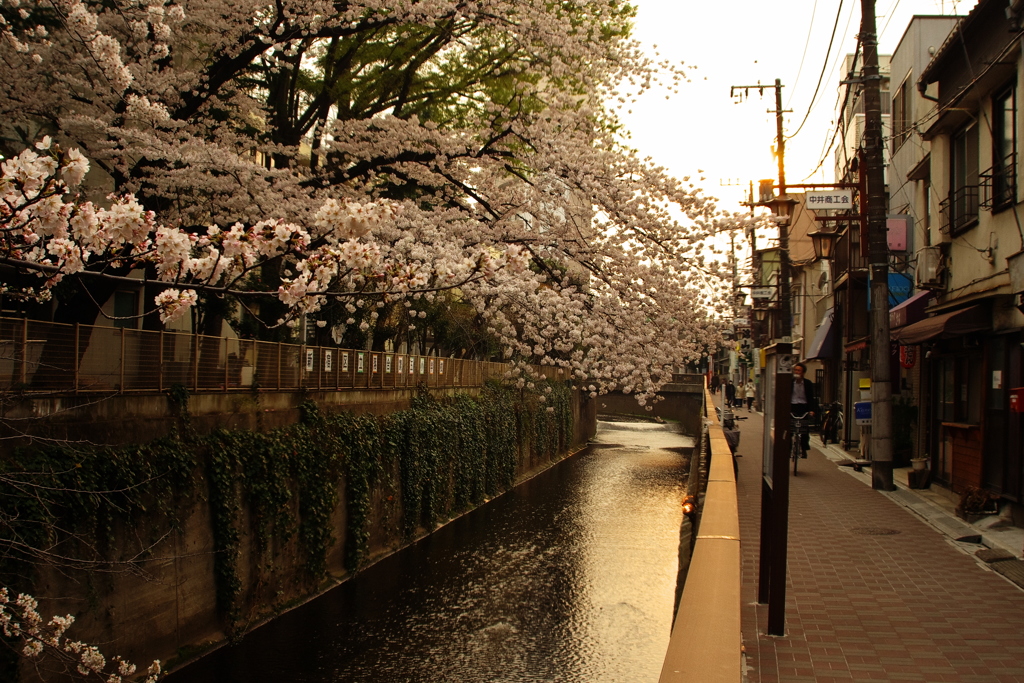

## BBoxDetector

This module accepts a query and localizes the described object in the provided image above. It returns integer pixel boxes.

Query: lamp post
[808,226,840,262]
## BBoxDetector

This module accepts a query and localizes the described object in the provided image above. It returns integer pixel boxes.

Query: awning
[889,291,933,331]
[805,309,838,360]
[891,305,990,345]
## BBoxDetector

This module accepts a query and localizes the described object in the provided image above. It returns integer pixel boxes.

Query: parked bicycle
[819,401,844,446]
[791,413,810,476]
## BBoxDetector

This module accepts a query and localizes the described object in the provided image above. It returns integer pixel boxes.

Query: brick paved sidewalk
[725,399,1024,683]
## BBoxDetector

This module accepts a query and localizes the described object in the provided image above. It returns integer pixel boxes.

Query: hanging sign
[806,191,854,209]
[899,345,916,369]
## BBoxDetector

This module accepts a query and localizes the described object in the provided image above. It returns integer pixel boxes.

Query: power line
[787,0,846,140]
[878,0,903,41]
[787,0,821,106]
[803,41,862,180]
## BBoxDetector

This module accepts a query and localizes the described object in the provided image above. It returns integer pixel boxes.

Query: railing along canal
[659,386,741,682]
[0,317,566,395]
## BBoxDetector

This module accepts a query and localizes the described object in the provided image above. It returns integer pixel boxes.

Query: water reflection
[168,421,690,683]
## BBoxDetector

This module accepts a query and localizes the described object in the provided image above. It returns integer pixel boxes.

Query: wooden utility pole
[734,78,794,637]
[860,0,895,490]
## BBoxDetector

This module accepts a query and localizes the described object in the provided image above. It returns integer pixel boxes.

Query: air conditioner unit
[915,245,945,290]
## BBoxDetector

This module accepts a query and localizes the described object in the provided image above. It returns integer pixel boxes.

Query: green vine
[0,380,575,642]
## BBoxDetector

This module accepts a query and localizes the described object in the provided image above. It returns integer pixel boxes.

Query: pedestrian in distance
[745,381,755,411]
[725,379,736,408]
[791,363,817,457]
[710,374,721,394]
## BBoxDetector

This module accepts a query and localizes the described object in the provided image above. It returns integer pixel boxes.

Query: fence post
[277,342,283,390]
[224,337,229,391]
[74,323,80,393]
[192,333,199,392]
[120,327,126,393]
[158,329,164,392]
[17,319,27,386]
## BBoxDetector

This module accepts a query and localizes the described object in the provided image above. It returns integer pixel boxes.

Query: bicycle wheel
[792,439,799,475]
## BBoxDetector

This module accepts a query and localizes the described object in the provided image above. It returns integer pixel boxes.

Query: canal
[168,420,693,683]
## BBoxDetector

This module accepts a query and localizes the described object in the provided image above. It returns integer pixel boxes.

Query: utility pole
[733,78,794,637]
[860,0,895,490]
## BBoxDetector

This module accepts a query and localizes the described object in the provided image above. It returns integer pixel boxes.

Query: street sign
[806,191,854,210]
[752,287,774,299]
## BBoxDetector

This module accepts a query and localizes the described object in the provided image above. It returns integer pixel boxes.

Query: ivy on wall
[0,379,574,639]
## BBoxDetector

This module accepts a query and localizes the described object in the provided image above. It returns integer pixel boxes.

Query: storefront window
[940,358,955,422]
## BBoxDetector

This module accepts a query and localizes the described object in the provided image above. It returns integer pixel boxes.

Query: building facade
[894,0,1024,507]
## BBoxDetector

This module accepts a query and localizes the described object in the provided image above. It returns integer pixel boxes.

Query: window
[892,78,912,153]
[982,85,1016,211]
[113,291,138,329]
[943,122,979,234]
[937,354,983,424]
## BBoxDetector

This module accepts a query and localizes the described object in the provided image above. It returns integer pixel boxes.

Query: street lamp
[808,226,840,261]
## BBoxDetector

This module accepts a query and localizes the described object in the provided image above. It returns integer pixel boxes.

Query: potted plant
[956,486,1000,523]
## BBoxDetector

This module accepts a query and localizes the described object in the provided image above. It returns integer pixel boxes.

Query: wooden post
[158,329,164,392]
[74,323,80,393]
[120,327,126,392]
[17,318,27,386]
[192,334,199,392]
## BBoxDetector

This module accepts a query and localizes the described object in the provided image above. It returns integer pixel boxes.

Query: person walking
[724,379,736,408]
[710,374,721,394]
[791,363,817,457]
[745,381,755,411]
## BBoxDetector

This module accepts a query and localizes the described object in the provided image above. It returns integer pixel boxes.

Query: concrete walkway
[724,397,1024,683]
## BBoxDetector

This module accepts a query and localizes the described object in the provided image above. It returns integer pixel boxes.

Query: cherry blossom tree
[1,588,162,682]
[1,0,760,403]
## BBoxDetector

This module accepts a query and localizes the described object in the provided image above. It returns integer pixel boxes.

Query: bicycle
[791,413,810,476]
[819,401,843,446]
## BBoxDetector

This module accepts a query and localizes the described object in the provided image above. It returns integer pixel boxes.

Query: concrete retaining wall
[12,386,596,679]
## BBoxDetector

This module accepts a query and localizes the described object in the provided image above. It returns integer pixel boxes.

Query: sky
[619,0,978,213]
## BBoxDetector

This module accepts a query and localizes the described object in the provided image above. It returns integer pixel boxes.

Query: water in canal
[168,420,692,683]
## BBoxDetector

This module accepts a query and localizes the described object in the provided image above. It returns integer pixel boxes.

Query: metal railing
[832,225,868,280]
[939,185,980,235]
[0,317,567,395]
[980,152,1016,212]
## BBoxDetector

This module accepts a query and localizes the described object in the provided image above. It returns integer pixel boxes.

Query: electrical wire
[803,41,861,181]
[787,0,846,140]
[787,0,821,107]
[878,0,903,42]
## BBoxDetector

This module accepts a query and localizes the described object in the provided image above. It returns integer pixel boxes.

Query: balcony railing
[832,225,868,281]
[980,152,1017,212]
[940,185,979,235]
[0,317,564,395]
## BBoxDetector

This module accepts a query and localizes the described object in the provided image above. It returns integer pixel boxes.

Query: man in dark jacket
[724,379,736,407]
[791,363,817,457]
